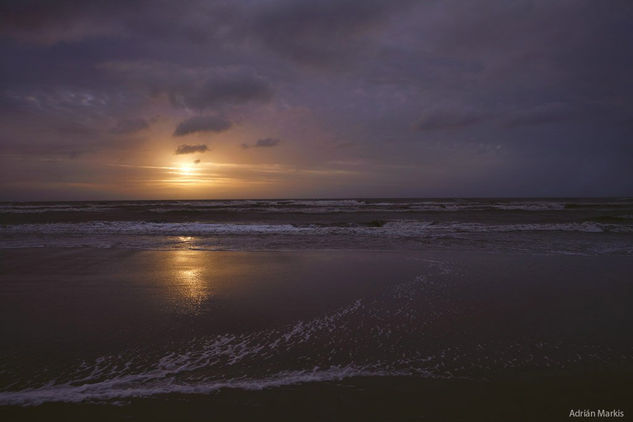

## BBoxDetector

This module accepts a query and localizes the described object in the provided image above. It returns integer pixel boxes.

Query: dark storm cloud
[111,118,148,134]
[255,138,281,147]
[241,138,281,149]
[251,0,414,67]
[416,110,488,131]
[173,115,232,137]
[0,0,137,43]
[174,144,208,155]
[429,0,633,102]
[501,103,578,128]
[183,75,273,109]
[415,103,585,131]
[0,0,240,45]
[100,62,273,110]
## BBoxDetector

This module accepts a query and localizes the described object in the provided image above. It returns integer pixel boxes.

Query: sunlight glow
[177,163,195,176]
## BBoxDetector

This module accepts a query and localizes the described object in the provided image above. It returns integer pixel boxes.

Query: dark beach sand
[1,248,632,421]
[2,373,632,422]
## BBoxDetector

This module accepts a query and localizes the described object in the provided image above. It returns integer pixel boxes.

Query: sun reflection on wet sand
[177,268,207,308]
[168,250,211,313]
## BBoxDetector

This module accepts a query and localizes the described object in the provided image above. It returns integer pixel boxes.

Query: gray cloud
[0,0,137,43]
[415,102,595,132]
[100,61,273,111]
[252,0,414,67]
[241,138,281,149]
[173,115,232,137]
[502,103,578,128]
[255,138,281,147]
[416,110,488,131]
[182,76,273,109]
[111,118,148,134]
[174,144,208,155]
[0,0,241,45]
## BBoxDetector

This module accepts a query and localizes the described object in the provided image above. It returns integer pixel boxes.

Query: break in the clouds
[173,115,232,137]
[1,0,632,199]
[242,138,281,149]
[174,144,208,155]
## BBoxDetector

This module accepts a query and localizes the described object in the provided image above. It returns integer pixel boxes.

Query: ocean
[1,198,632,420]
[2,198,633,254]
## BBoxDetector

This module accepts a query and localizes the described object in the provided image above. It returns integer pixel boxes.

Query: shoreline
[2,247,632,420]
[2,371,632,421]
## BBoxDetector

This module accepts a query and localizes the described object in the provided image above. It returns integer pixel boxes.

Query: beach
[1,236,632,420]
[2,0,632,417]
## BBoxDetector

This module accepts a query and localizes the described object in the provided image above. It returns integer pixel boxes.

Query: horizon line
[1,195,632,204]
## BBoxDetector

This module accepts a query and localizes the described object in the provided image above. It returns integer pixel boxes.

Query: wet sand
[1,248,632,420]
[2,373,632,421]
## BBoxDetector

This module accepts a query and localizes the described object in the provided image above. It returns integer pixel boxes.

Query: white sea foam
[1,266,628,406]
[0,222,309,235]
[0,365,410,406]
[490,201,566,211]
[0,268,464,407]
[2,220,630,236]
[0,295,411,406]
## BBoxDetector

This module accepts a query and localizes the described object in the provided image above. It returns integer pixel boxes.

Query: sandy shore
[2,373,632,421]
[1,248,632,420]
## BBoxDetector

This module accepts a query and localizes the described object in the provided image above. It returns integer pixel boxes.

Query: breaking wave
[2,220,631,236]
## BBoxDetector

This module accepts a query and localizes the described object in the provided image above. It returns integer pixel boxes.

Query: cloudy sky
[1,0,632,200]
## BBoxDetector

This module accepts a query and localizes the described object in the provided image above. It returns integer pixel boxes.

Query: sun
[177,163,195,176]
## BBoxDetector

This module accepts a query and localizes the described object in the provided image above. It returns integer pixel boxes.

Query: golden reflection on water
[167,250,210,312]
[158,249,278,314]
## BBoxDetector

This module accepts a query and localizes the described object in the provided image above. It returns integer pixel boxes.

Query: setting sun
[177,163,195,177]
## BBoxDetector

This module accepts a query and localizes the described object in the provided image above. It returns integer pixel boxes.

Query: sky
[0,0,632,200]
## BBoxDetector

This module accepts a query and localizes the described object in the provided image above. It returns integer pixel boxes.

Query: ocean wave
[2,220,631,236]
[0,206,115,213]
[3,199,631,214]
